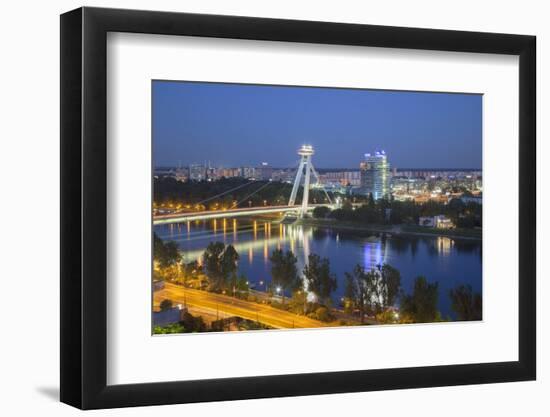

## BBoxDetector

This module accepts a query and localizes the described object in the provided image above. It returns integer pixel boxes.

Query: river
[155,217,482,319]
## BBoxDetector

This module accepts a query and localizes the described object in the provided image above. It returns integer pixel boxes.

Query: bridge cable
[194,180,257,206]
[311,166,333,205]
[230,181,274,209]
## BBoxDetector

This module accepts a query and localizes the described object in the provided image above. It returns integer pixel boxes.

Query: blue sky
[153,81,482,169]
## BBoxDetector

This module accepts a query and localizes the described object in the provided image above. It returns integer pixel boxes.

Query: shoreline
[294,218,482,241]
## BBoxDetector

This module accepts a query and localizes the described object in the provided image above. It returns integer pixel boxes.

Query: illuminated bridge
[153,145,336,226]
[153,204,329,225]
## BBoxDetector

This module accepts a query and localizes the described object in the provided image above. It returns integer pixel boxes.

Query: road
[154,282,331,329]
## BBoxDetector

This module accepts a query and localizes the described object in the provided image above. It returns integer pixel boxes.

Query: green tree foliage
[179,311,207,332]
[344,264,371,323]
[203,242,240,292]
[345,263,402,323]
[221,244,240,293]
[312,206,331,219]
[322,197,481,229]
[342,199,354,211]
[400,276,439,323]
[153,323,185,334]
[303,254,337,306]
[380,264,401,308]
[153,269,163,282]
[153,233,181,269]
[159,299,173,311]
[269,249,300,304]
[154,176,334,208]
[314,306,331,322]
[203,242,226,291]
[367,193,376,208]
[288,289,307,315]
[353,204,381,223]
[449,284,482,321]
[236,274,250,297]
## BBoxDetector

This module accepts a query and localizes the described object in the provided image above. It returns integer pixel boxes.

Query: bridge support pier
[289,145,316,218]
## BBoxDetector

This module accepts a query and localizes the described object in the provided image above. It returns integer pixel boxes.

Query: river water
[155,217,482,319]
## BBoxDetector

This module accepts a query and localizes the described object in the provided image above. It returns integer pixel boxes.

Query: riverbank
[295,218,482,240]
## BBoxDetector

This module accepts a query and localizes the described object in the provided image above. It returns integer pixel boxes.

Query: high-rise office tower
[360,150,391,199]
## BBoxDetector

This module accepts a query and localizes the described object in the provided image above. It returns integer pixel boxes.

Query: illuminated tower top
[298,144,314,156]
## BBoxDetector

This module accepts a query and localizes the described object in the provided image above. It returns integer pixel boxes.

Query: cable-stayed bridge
[153,145,336,226]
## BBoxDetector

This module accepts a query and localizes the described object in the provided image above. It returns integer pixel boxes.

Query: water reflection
[363,240,386,272]
[154,217,482,317]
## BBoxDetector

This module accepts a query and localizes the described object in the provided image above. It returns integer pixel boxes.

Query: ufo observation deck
[297,144,314,156]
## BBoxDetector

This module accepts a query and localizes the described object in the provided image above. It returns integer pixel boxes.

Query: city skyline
[153,81,482,169]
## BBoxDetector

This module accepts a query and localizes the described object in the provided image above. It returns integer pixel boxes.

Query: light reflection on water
[156,217,481,318]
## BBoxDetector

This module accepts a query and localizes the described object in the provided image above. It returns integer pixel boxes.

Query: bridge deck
[153,206,304,225]
[153,205,317,225]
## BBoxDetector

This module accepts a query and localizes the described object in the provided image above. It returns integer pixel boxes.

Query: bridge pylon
[289,145,318,217]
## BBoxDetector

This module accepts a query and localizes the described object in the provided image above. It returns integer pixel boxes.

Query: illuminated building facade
[189,164,206,181]
[360,150,391,200]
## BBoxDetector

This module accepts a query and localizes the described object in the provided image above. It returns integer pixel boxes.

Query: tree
[380,264,401,308]
[303,254,337,306]
[400,276,439,323]
[180,311,207,332]
[236,274,250,297]
[153,323,184,334]
[344,264,371,323]
[183,260,200,281]
[221,244,240,294]
[159,299,173,311]
[153,232,164,260]
[312,206,331,219]
[270,249,300,304]
[153,233,181,269]
[203,242,226,291]
[345,263,402,322]
[162,241,181,268]
[449,284,482,321]
[342,199,354,211]
[367,192,375,209]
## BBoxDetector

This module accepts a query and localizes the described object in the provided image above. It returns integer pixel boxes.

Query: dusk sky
[153,81,482,169]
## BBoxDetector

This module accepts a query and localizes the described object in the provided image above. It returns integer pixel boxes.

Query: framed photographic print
[60,7,536,409]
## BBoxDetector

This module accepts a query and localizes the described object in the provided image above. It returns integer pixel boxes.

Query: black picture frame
[60,6,536,410]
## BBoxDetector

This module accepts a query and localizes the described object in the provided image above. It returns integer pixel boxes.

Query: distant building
[360,151,391,199]
[419,215,454,229]
[271,168,294,182]
[205,166,217,180]
[189,164,206,181]
[256,162,273,180]
[241,166,257,179]
[217,167,241,179]
[318,170,361,187]
[174,167,188,182]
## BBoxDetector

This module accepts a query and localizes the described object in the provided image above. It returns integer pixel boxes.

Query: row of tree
[344,264,481,323]
[154,176,332,209]
[313,196,482,229]
[154,235,482,324]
